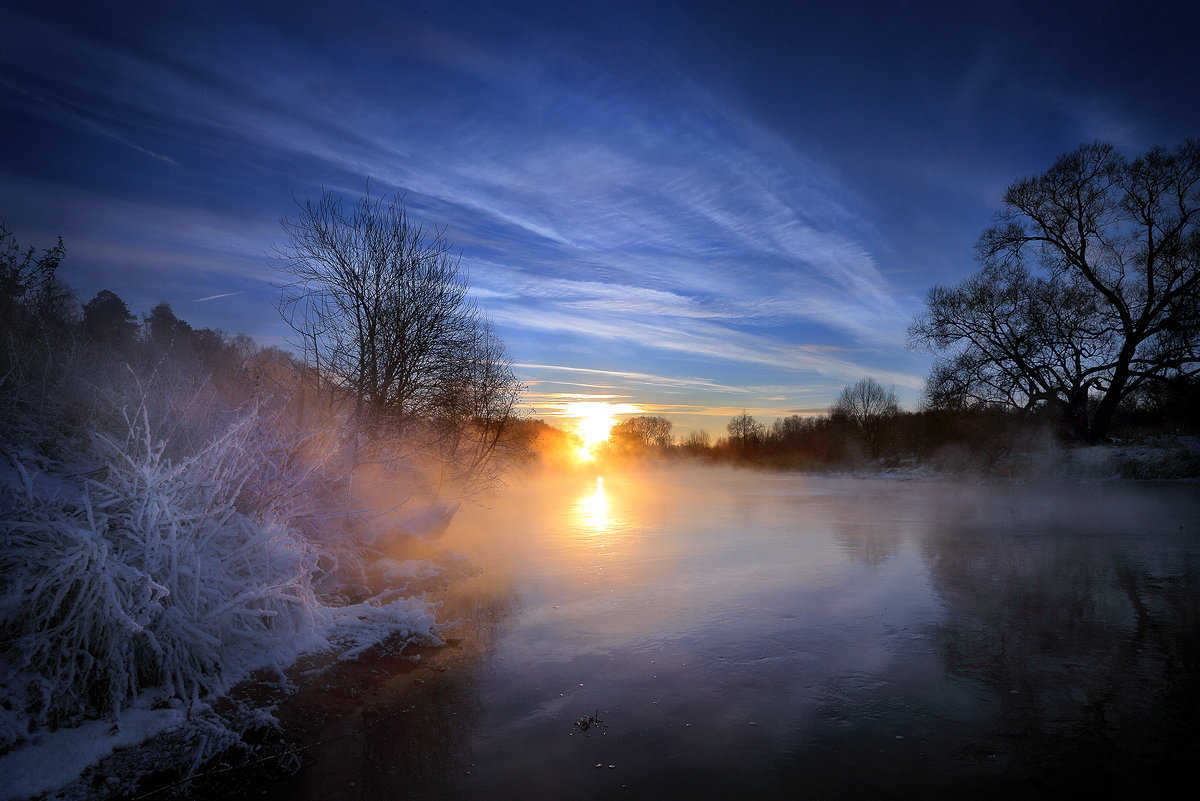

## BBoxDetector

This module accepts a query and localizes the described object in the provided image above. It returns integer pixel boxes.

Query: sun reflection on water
[578,476,609,534]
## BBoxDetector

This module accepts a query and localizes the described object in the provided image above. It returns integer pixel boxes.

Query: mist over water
[268,468,1200,800]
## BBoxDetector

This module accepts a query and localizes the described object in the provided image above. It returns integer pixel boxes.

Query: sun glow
[565,401,630,461]
[580,476,608,531]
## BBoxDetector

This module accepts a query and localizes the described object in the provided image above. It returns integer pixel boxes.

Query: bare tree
[608,415,674,452]
[832,377,899,457]
[0,220,70,326]
[681,429,711,454]
[274,188,479,426]
[909,141,1200,441]
[272,187,523,490]
[428,316,523,492]
[726,410,765,450]
[0,223,77,446]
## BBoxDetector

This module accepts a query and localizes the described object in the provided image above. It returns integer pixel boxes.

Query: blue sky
[2,0,1197,434]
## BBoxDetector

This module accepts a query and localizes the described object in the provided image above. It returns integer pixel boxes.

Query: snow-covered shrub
[0,401,326,730]
[321,589,444,660]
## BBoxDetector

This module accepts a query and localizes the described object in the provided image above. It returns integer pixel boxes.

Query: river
[262,468,1200,800]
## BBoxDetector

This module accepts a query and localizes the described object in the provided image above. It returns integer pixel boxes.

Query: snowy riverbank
[0,402,470,801]
[0,588,451,801]
[845,435,1200,482]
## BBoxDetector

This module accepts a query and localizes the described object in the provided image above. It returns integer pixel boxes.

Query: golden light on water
[579,475,609,532]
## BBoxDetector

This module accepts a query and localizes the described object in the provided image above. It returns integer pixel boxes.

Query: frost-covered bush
[0,402,326,730]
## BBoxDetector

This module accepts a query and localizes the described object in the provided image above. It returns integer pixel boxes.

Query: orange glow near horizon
[564,401,633,461]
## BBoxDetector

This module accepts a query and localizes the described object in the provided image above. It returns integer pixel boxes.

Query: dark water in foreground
[267,470,1200,800]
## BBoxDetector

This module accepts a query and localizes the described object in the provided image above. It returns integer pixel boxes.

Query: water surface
[270,469,1200,799]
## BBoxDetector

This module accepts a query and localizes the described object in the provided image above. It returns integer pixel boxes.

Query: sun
[565,402,620,461]
[560,401,642,461]
[567,402,616,460]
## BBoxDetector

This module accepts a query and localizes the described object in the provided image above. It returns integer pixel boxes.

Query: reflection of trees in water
[924,508,1200,792]
[829,509,904,565]
[826,486,916,565]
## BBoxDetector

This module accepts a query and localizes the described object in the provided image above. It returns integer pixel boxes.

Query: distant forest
[526,367,1199,479]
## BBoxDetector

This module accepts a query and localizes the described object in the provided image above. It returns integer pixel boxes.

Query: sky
[2,0,1198,435]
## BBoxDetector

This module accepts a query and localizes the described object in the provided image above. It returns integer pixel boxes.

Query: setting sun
[566,402,616,460]
[564,401,637,460]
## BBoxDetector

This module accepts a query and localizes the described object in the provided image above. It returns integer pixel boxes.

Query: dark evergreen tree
[83,290,138,345]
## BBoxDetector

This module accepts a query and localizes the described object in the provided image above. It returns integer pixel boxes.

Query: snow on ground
[319,590,444,661]
[0,704,186,801]
[856,436,1200,482]
[1061,436,1200,479]
[0,420,461,801]
[377,557,445,583]
[0,589,447,801]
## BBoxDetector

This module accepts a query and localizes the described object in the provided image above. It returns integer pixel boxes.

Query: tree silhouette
[0,221,70,325]
[83,290,138,346]
[727,410,764,450]
[272,187,522,491]
[145,302,193,352]
[273,187,519,432]
[831,377,899,457]
[609,415,673,452]
[681,429,711,454]
[910,141,1200,441]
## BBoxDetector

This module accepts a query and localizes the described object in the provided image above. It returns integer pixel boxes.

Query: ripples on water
[266,469,1200,800]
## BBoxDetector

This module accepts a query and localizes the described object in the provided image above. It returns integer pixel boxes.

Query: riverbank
[0,477,473,801]
[0,557,492,801]
[750,435,1200,482]
[0,597,450,801]
[36,565,513,801]
[899,435,1200,481]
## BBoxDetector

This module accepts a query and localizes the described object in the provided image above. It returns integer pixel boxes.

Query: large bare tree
[909,141,1200,440]
[275,188,476,424]
[273,188,522,489]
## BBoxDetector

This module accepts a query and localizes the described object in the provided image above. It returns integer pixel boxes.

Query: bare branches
[272,187,523,493]
[275,189,468,424]
[727,411,765,449]
[909,140,1200,441]
[832,377,898,457]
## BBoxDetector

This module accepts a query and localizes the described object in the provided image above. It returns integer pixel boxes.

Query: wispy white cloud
[470,253,911,350]
[1,79,178,165]
[515,363,748,394]
[516,364,866,415]
[495,306,922,390]
[13,10,910,337]
[3,5,925,417]
[194,291,243,302]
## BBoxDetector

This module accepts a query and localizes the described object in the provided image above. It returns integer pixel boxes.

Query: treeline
[1,222,316,458]
[566,373,1199,477]
[1,205,528,491]
[703,396,1200,476]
